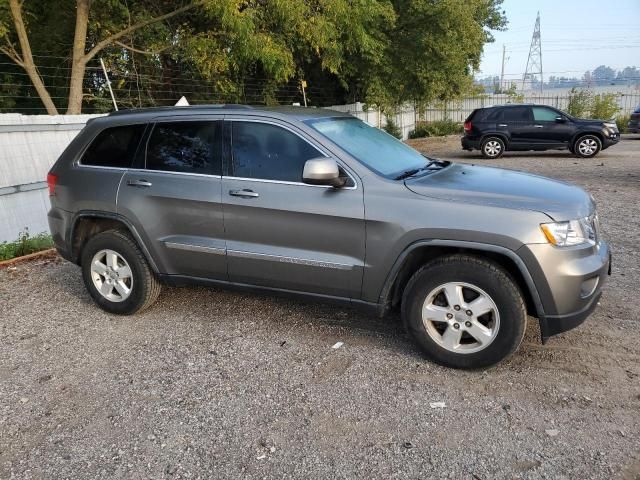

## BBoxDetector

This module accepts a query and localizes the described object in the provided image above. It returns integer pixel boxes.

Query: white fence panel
[0,114,103,242]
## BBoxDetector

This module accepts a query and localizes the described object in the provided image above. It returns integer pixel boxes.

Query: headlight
[540,217,597,247]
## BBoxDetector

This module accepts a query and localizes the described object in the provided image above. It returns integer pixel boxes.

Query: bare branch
[114,40,170,55]
[83,2,198,63]
[0,44,24,67]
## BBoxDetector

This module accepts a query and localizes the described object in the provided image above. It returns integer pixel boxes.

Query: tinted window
[486,108,502,121]
[502,107,531,122]
[82,124,144,168]
[146,121,222,175]
[231,122,321,182]
[532,107,559,122]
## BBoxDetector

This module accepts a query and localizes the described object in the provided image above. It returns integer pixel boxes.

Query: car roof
[102,104,351,122]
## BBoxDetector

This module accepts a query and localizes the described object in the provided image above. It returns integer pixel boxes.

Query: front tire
[401,255,527,369]
[81,230,161,315]
[481,137,505,159]
[574,135,601,158]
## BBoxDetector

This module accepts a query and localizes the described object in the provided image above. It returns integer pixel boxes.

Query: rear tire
[481,137,505,159]
[573,134,601,158]
[401,255,527,369]
[81,230,161,315]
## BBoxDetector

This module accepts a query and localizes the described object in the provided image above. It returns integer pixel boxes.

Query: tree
[0,0,506,114]
[591,65,616,86]
[0,0,198,114]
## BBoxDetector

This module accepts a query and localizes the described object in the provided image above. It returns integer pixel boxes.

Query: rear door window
[146,121,222,175]
[81,124,145,168]
[532,107,559,122]
[502,107,531,122]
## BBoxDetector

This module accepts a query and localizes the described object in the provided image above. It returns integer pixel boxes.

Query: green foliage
[566,88,620,120]
[0,0,506,112]
[383,117,403,139]
[567,88,592,118]
[362,0,507,109]
[504,83,524,103]
[590,93,620,120]
[615,114,630,133]
[0,229,53,261]
[408,120,462,138]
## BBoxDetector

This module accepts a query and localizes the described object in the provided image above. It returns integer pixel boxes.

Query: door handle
[534,124,544,128]
[498,124,508,127]
[229,189,259,198]
[127,179,152,187]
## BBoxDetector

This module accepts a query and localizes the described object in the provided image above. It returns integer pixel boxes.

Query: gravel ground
[1,136,639,479]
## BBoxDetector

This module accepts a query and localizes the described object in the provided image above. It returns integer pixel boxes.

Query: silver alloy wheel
[421,282,500,354]
[484,140,502,157]
[578,137,598,156]
[90,249,133,303]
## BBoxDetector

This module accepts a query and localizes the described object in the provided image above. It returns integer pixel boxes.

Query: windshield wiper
[394,168,422,180]
[394,160,449,180]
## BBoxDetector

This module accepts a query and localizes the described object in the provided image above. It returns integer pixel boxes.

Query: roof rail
[107,104,254,116]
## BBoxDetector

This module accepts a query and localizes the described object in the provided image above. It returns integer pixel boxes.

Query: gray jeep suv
[47,105,611,368]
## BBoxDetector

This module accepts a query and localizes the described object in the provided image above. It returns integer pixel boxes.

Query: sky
[478,0,640,81]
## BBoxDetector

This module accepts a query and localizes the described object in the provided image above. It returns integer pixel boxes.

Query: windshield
[305,117,430,178]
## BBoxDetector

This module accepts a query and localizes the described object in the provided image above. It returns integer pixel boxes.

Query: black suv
[462,104,619,159]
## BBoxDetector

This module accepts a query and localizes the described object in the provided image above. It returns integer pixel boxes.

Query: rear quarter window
[81,124,145,168]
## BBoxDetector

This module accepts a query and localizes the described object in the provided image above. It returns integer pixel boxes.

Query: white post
[100,58,118,111]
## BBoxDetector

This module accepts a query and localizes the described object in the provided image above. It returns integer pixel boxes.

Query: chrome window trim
[226,118,359,190]
[127,168,222,179]
[221,175,356,190]
[165,242,225,255]
[227,249,354,270]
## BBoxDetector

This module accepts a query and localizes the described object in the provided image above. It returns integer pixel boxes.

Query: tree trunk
[66,0,90,114]
[8,0,59,115]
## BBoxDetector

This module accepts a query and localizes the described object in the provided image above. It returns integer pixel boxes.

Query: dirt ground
[1,136,639,479]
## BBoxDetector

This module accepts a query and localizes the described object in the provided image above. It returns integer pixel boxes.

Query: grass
[0,230,54,261]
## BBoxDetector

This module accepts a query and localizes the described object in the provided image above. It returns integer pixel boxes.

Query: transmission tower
[522,12,543,93]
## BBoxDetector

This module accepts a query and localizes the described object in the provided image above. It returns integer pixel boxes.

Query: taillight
[47,173,58,196]
[464,120,472,132]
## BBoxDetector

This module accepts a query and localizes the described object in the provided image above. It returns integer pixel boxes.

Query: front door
[118,118,227,280]
[529,106,575,147]
[221,118,365,299]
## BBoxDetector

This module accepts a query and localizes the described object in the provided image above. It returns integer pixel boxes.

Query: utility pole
[301,80,308,107]
[499,44,506,93]
[100,58,118,111]
[522,12,543,93]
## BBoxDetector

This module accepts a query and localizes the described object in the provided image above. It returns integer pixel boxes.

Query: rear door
[221,117,365,299]
[117,117,227,280]
[500,106,535,146]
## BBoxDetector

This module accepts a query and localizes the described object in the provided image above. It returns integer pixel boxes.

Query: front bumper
[602,135,620,149]
[628,121,640,133]
[518,240,611,341]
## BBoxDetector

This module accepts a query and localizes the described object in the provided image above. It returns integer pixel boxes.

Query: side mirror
[302,158,346,188]
[555,116,566,123]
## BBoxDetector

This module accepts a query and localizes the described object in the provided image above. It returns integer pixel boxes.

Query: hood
[405,163,594,220]
[572,117,607,126]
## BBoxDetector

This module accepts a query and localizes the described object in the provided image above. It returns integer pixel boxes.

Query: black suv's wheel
[573,134,601,158]
[481,137,505,159]
[81,230,161,315]
[402,255,527,369]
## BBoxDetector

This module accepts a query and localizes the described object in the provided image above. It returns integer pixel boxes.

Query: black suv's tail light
[47,173,58,196]
[463,121,472,133]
